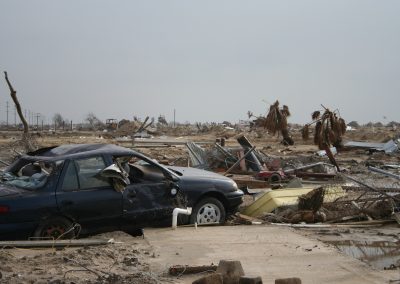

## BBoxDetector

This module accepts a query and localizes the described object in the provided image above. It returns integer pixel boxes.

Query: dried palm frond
[249,99,294,145]
[265,100,282,135]
[339,118,346,135]
[328,129,337,144]
[312,111,320,120]
[314,121,322,146]
[309,107,346,150]
[298,187,325,212]
[279,116,288,130]
[302,124,309,140]
[282,105,291,117]
[307,106,345,171]
[330,114,337,132]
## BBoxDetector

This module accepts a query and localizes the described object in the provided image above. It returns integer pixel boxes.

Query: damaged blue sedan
[0,144,243,240]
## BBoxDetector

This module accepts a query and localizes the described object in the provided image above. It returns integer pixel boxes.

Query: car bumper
[0,222,36,240]
[225,189,244,210]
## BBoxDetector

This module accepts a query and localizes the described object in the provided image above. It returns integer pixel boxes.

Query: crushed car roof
[25,144,136,160]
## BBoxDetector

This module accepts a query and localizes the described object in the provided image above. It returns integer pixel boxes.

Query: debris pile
[185,135,339,190]
[236,170,400,227]
[170,259,302,284]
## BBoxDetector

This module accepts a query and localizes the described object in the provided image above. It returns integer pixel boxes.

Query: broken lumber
[0,238,113,248]
[272,219,395,228]
[368,166,400,181]
[340,173,400,202]
[224,146,256,176]
[233,213,264,225]
[168,264,217,276]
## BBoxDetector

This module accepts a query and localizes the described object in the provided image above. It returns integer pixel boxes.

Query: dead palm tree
[248,100,294,145]
[302,106,346,171]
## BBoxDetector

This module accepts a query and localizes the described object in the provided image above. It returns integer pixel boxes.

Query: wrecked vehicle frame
[0,144,243,240]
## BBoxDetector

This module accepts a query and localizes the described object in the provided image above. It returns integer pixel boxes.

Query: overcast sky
[1,1,399,125]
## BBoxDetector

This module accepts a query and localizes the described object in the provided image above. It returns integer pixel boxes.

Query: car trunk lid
[0,184,27,198]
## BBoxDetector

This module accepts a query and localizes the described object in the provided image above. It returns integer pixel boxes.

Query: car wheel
[190,197,226,225]
[33,216,76,240]
[269,173,281,184]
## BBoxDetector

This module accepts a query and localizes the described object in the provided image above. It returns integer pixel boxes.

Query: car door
[122,180,177,226]
[56,156,123,230]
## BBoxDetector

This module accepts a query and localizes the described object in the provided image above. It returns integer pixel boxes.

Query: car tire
[190,197,226,225]
[269,173,281,184]
[33,216,76,240]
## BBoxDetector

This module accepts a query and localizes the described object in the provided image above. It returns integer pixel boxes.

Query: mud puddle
[328,240,400,270]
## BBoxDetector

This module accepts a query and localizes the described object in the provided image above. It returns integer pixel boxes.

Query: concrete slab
[144,225,399,284]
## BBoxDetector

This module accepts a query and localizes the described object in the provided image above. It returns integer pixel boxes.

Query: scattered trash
[317,147,337,157]
[344,140,399,154]
[242,186,345,217]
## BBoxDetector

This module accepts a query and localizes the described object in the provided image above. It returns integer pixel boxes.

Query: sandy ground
[0,231,164,284]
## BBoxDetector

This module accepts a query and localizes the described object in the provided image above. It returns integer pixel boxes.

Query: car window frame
[60,155,112,192]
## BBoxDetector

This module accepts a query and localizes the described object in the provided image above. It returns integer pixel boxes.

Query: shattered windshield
[0,159,58,190]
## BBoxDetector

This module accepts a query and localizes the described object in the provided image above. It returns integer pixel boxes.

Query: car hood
[168,167,232,182]
[0,183,27,198]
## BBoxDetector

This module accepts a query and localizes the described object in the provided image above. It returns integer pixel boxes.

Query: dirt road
[145,225,399,283]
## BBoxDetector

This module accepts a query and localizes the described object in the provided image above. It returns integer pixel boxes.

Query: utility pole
[35,113,40,129]
[6,101,9,126]
[14,105,17,126]
[173,109,176,128]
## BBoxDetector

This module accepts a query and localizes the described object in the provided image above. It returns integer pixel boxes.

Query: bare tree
[53,113,64,129]
[85,112,104,130]
[3,71,35,152]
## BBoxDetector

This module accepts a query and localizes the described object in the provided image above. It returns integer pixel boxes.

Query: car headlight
[228,180,239,192]
[171,188,178,196]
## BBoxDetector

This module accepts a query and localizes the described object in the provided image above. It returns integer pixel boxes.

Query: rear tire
[190,197,226,225]
[33,216,76,240]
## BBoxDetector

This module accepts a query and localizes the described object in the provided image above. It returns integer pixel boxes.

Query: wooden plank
[169,264,217,276]
[0,238,113,248]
